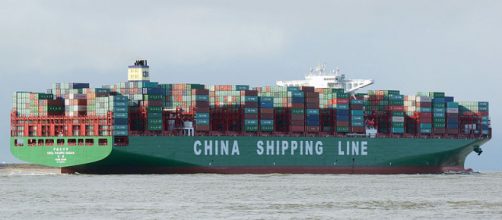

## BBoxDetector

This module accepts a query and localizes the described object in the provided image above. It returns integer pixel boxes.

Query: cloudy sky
[1,0,500,170]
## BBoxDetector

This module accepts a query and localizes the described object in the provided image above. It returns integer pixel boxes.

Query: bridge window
[28,139,37,146]
[98,139,108,146]
[37,139,44,146]
[14,138,24,147]
[57,139,65,146]
[68,139,76,146]
[77,139,84,146]
[45,139,54,146]
[85,139,94,146]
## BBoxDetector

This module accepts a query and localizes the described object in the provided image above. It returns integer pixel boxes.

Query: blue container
[433,98,445,103]
[292,97,304,103]
[260,102,273,108]
[352,116,364,121]
[196,119,209,125]
[114,118,128,125]
[336,109,349,115]
[351,121,364,127]
[351,110,364,116]
[336,104,349,110]
[337,115,349,121]
[350,100,364,105]
[260,120,274,126]
[244,108,258,114]
[306,109,320,115]
[291,91,304,97]
[444,97,454,102]
[287,87,300,92]
[244,96,258,102]
[196,112,210,119]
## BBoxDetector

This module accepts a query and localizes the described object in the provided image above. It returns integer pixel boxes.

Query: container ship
[10,60,491,174]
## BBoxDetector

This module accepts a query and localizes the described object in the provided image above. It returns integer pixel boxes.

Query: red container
[244,103,258,108]
[241,90,258,96]
[389,106,404,111]
[447,128,459,134]
[351,127,365,133]
[306,126,320,132]
[290,120,305,126]
[291,114,304,120]
[192,89,209,95]
[244,114,258,119]
[260,113,274,119]
[336,121,349,127]
[300,86,315,92]
[290,126,305,132]
[433,128,445,134]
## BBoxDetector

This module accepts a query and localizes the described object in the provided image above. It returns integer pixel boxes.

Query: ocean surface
[1,167,502,219]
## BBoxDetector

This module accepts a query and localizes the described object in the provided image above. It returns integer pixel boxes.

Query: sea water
[1,168,502,219]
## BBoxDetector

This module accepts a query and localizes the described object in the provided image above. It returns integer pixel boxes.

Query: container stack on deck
[446,101,459,134]
[388,94,405,134]
[350,99,365,133]
[416,95,433,134]
[333,91,350,133]
[259,96,274,132]
[459,101,490,135]
[242,90,259,132]
[303,87,320,133]
[12,79,491,139]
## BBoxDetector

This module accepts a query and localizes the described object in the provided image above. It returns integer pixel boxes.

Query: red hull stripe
[62,166,469,174]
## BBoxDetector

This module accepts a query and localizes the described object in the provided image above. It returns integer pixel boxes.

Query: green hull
[10,137,113,168]
[11,136,489,174]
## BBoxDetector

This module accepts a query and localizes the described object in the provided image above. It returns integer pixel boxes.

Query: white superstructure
[276,64,374,93]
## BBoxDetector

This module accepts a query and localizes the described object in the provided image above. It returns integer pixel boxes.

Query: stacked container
[259,96,274,132]
[303,87,320,133]
[416,95,433,134]
[350,99,365,133]
[289,88,305,132]
[430,92,446,134]
[242,90,259,132]
[111,95,129,136]
[333,91,350,133]
[404,95,417,134]
[388,94,405,134]
[193,89,210,131]
[446,101,459,134]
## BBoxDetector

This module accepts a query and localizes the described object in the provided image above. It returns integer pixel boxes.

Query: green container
[260,125,274,131]
[147,124,162,131]
[196,119,209,125]
[244,108,258,114]
[245,120,258,126]
[245,125,258,131]
[336,126,349,132]
[291,108,305,115]
[147,106,162,113]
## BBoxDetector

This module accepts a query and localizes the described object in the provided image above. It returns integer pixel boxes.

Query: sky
[0,0,500,170]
